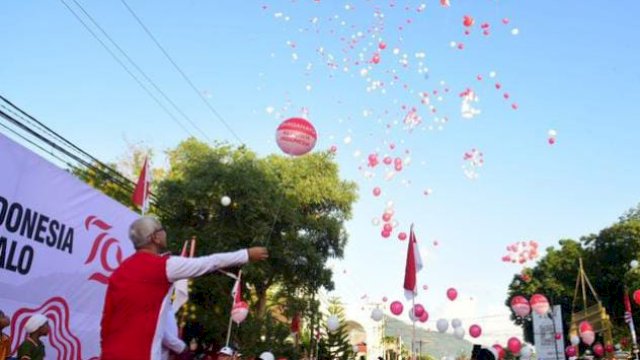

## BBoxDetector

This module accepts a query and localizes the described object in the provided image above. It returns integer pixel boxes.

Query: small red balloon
[463,15,475,27]
[566,346,577,357]
[446,288,458,301]
[398,232,407,241]
[379,42,387,50]
[469,324,482,338]
[593,343,604,357]
[373,187,382,196]
[632,289,640,305]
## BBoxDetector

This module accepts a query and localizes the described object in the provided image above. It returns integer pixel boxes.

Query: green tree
[155,138,358,357]
[318,297,354,360]
[505,219,640,345]
[505,239,585,343]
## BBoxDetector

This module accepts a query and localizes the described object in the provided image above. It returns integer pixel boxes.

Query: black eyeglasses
[148,227,165,239]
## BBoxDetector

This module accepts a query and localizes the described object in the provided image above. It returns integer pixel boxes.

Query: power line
[0,96,172,217]
[118,0,245,145]
[57,0,195,138]
[67,0,212,142]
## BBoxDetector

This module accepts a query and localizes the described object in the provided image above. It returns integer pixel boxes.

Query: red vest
[100,252,171,360]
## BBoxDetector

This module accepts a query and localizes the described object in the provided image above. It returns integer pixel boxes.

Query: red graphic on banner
[84,216,124,284]
[9,297,84,360]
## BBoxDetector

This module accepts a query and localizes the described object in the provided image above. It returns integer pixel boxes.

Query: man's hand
[248,247,269,262]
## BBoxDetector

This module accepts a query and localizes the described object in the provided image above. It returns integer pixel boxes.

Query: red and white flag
[403,224,424,300]
[231,271,243,305]
[172,239,194,313]
[132,156,151,214]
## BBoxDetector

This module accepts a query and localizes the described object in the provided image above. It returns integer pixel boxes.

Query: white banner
[0,132,138,359]
[533,305,565,360]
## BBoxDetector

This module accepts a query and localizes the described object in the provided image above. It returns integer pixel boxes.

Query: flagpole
[141,159,148,216]
[412,295,416,360]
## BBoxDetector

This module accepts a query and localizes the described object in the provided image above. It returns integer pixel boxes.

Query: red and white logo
[84,215,124,285]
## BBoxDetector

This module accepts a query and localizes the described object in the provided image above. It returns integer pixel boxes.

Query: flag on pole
[403,224,424,300]
[132,156,152,214]
[231,272,242,305]
[624,290,638,346]
[172,240,192,313]
[291,313,301,334]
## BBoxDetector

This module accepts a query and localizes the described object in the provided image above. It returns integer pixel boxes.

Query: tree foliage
[155,138,358,356]
[318,297,354,360]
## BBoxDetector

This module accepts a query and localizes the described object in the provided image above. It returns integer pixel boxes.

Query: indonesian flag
[172,240,192,313]
[291,313,301,334]
[231,272,242,305]
[403,225,423,300]
[132,156,151,214]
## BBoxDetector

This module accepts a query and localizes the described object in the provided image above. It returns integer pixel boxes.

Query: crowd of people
[0,216,274,360]
[0,310,49,360]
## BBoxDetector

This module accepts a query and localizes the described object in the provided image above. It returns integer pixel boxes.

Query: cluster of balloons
[372,201,400,239]
[436,318,480,339]
[567,327,613,357]
[501,240,539,265]
[408,304,429,323]
[462,148,484,179]
[509,293,550,318]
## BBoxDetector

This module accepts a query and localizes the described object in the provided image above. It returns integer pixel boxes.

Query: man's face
[38,323,50,336]
[149,226,167,252]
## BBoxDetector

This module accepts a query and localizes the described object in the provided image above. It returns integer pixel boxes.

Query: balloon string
[260,154,292,248]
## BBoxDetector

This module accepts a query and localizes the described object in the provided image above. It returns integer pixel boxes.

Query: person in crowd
[100,216,269,360]
[257,351,274,360]
[0,310,11,360]
[216,346,235,360]
[17,314,49,360]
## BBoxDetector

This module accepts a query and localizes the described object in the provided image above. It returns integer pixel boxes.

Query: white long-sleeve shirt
[161,300,185,360]
[166,249,249,282]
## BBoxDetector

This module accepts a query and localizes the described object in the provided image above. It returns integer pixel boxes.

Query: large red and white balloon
[276,117,317,156]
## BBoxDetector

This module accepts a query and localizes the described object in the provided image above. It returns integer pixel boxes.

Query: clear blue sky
[2,0,640,345]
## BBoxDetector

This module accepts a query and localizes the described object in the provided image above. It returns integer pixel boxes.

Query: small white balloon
[372,218,380,226]
[451,318,462,329]
[221,196,231,207]
[521,345,533,359]
[548,129,557,137]
[353,345,360,353]
[511,28,520,35]
[454,327,465,339]
[371,308,384,322]
[570,335,580,346]
[327,315,340,332]
[436,319,449,333]
[631,260,639,269]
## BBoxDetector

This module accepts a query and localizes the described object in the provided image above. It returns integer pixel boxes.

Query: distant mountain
[383,316,473,359]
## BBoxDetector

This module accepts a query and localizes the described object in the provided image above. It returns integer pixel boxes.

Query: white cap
[259,351,275,360]
[218,346,235,356]
[25,314,48,333]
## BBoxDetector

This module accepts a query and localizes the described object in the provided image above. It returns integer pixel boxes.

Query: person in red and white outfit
[100,216,268,360]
